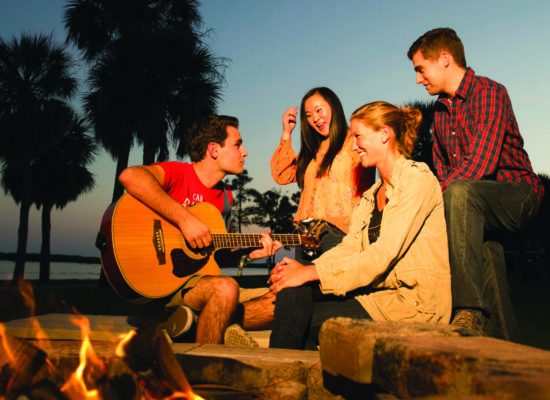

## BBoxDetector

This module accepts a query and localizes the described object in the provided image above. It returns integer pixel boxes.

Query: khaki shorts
[165,274,270,310]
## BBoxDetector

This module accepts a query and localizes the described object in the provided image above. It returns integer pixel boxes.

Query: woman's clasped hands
[268,257,319,293]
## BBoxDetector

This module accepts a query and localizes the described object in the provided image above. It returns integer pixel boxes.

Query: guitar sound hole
[170,249,208,278]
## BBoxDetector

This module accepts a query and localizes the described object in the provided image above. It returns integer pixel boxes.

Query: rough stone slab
[2,313,272,347]
[2,313,137,342]
[247,329,271,348]
[172,343,319,396]
[372,336,550,399]
[472,362,550,400]
[318,317,477,384]
[413,396,502,399]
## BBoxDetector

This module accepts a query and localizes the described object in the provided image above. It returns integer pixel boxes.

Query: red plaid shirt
[433,68,543,206]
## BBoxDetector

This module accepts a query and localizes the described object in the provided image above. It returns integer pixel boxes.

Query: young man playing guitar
[118,115,283,344]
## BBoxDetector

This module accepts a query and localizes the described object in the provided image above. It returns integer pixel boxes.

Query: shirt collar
[437,67,474,105]
[362,156,408,202]
[454,67,474,100]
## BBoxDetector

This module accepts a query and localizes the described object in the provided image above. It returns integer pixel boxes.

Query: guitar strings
[155,233,302,247]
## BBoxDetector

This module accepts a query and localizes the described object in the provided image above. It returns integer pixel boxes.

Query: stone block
[472,362,550,400]
[318,317,476,384]
[372,336,550,399]
[172,343,320,399]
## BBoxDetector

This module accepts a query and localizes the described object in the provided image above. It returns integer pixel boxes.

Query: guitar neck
[212,233,301,249]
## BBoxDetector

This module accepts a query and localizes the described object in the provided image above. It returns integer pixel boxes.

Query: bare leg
[233,291,275,331]
[183,276,239,344]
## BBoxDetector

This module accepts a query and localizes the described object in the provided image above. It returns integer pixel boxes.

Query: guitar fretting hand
[211,233,302,248]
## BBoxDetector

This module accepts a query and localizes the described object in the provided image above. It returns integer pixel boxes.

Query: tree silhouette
[246,188,299,265]
[404,99,436,173]
[0,33,78,281]
[224,169,253,233]
[64,0,228,202]
[247,188,299,245]
[247,189,297,233]
[32,113,96,281]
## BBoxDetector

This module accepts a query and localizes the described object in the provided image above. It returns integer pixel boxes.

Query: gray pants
[444,179,538,342]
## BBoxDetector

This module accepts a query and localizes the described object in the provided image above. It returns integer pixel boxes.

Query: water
[0,260,270,281]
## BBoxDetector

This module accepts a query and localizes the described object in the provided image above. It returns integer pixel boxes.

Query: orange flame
[115,329,137,357]
[17,279,35,316]
[60,315,106,399]
[165,391,205,399]
[0,323,16,365]
[2,282,205,400]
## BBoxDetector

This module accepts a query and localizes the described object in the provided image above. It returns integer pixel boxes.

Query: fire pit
[1,314,323,399]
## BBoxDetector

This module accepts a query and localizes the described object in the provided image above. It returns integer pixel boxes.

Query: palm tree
[0,33,78,281]
[64,0,227,202]
[405,99,436,173]
[31,112,97,281]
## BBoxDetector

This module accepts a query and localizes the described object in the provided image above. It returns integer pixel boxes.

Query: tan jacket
[313,157,452,324]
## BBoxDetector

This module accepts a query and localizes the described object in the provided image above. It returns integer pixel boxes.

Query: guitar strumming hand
[177,208,213,250]
[97,194,317,302]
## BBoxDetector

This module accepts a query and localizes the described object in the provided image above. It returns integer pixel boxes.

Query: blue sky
[1,0,549,257]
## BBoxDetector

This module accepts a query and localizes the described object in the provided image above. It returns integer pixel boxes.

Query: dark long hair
[296,87,348,188]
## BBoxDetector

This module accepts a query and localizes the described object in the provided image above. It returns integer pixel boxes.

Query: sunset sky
[1,0,549,257]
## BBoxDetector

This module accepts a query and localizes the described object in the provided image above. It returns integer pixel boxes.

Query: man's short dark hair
[187,115,239,162]
[407,27,467,68]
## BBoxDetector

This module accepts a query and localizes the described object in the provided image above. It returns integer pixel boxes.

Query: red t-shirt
[154,162,233,215]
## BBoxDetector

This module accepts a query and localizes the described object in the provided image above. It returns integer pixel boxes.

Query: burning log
[13,378,67,400]
[121,325,195,399]
[0,321,202,400]
[0,325,50,396]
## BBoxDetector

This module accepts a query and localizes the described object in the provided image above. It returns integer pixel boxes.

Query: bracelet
[238,255,253,276]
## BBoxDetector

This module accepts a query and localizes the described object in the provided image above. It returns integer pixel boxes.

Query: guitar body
[98,193,228,303]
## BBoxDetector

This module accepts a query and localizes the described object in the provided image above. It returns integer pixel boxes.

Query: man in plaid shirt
[407,28,543,341]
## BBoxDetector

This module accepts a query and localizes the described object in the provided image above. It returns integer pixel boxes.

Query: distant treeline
[0,253,101,264]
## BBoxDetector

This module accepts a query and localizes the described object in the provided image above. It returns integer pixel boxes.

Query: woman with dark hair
[269,88,375,349]
[271,87,375,262]
[269,101,452,350]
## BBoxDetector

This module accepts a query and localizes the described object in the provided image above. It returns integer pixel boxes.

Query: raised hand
[282,106,299,140]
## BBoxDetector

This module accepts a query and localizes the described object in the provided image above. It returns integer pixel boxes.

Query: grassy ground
[1,274,548,351]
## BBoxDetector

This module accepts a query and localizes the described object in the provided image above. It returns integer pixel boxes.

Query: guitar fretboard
[212,233,301,249]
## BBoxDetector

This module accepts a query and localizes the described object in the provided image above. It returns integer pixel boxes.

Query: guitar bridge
[153,219,166,265]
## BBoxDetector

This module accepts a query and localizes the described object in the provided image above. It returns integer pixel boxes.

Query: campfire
[0,281,204,400]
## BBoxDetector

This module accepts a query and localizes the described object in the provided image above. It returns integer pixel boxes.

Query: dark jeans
[444,179,538,342]
[269,284,371,350]
[308,294,371,349]
[270,223,364,349]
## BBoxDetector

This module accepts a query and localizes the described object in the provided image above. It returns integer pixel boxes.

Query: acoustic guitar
[96,193,319,303]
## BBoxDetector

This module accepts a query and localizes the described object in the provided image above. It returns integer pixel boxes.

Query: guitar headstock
[299,232,322,252]
[296,218,327,256]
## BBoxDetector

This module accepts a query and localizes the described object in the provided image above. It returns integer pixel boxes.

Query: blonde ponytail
[351,101,422,159]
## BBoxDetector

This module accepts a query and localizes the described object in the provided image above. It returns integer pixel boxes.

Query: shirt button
[453,153,457,158]
[452,131,456,136]
[414,301,419,306]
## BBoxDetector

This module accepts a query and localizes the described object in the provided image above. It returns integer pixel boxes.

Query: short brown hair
[187,115,239,162]
[407,27,466,68]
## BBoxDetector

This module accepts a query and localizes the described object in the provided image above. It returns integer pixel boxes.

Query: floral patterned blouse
[270,134,375,233]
